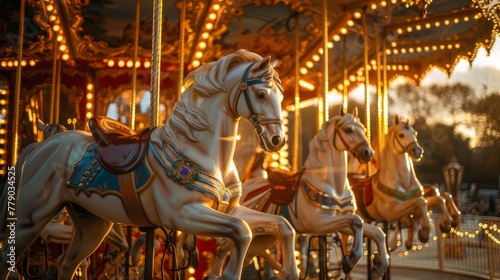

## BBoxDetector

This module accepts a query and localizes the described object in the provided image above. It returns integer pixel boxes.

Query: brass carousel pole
[143,0,162,279]
[375,23,383,157]
[178,0,186,101]
[49,36,59,124]
[321,0,329,124]
[55,54,61,124]
[382,37,389,139]
[342,38,348,112]
[362,9,371,175]
[318,1,329,278]
[150,0,162,129]
[130,0,141,131]
[293,14,301,172]
[12,0,26,163]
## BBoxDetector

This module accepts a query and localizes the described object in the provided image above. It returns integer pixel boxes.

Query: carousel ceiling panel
[1,0,499,103]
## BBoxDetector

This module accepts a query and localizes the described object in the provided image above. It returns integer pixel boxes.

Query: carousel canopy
[1,0,499,104]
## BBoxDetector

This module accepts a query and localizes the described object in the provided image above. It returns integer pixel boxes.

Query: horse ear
[352,107,358,117]
[394,114,400,125]
[271,59,278,68]
[37,119,47,131]
[255,56,272,71]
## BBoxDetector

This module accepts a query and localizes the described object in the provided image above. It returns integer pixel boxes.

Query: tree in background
[387,82,499,184]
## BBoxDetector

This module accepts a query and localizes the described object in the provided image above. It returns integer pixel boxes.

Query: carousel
[0,0,499,279]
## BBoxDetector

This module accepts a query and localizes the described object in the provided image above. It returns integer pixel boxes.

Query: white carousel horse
[5,122,129,279]
[386,180,460,251]
[349,115,431,246]
[214,110,389,279]
[0,49,298,280]
[423,183,460,229]
[39,209,129,280]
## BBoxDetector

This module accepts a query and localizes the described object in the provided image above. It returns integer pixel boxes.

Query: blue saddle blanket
[67,144,152,196]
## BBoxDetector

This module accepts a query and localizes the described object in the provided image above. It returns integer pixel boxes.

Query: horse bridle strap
[333,123,367,152]
[393,133,417,153]
[230,63,283,134]
[149,142,241,206]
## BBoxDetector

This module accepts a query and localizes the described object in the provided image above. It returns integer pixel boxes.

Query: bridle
[229,63,283,136]
[333,120,368,153]
[393,130,418,153]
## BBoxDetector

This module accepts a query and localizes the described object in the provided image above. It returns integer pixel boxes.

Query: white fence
[359,215,500,280]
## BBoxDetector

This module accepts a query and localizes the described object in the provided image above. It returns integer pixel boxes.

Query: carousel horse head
[38,119,68,140]
[316,107,373,164]
[177,49,285,153]
[390,115,423,161]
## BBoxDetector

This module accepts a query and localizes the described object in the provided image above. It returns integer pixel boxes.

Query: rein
[230,63,283,136]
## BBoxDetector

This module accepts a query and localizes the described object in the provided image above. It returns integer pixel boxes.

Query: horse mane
[153,49,280,150]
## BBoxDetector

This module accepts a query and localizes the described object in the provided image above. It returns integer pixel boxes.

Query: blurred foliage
[385,83,500,184]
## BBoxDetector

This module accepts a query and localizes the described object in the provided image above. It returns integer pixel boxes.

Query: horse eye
[255,91,266,100]
[398,133,405,138]
[345,127,353,133]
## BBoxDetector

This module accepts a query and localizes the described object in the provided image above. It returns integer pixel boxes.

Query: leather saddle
[348,173,373,206]
[266,167,304,206]
[89,116,151,174]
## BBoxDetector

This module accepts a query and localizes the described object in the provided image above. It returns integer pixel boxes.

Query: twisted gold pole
[293,15,301,172]
[342,38,348,112]
[12,0,26,163]
[131,0,141,130]
[55,56,61,124]
[178,0,186,101]
[322,0,329,123]
[150,0,162,128]
[49,36,58,124]
[375,23,383,156]
[362,9,371,175]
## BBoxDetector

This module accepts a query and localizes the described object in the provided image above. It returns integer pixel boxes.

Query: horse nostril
[271,135,281,146]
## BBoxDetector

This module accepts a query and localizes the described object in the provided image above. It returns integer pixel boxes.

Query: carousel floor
[350,265,485,280]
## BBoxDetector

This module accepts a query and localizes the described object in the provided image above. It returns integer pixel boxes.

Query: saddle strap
[118,172,153,226]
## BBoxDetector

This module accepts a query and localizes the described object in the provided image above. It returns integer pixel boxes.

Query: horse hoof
[269,277,280,280]
[451,220,459,228]
[418,229,429,243]
[405,239,413,250]
[371,268,384,280]
[202,276,220,280]
[341,255,354,274]
[440,223,451,233]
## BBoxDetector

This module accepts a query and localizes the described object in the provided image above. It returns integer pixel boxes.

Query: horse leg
[363,223,389,280]
[59,207,113,280]
[227,205,298,280]
[426,195,452,233]
[169,203,252,280]
[294,211,363,275]
[377,198,430,243]
[0,187,62,279]
[103,224,129,266]
[441,192,461,228]
[212,237,231,277]
[405,218,415,250]
[315,214,364,275]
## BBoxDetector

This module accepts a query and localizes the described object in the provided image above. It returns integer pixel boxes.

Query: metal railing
[357,215,500,279]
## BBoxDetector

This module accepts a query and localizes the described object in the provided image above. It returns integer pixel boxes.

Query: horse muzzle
[407,142,424,161]
[352,142,374,163]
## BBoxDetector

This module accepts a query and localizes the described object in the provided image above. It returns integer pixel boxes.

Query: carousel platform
[350,265,485,280]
